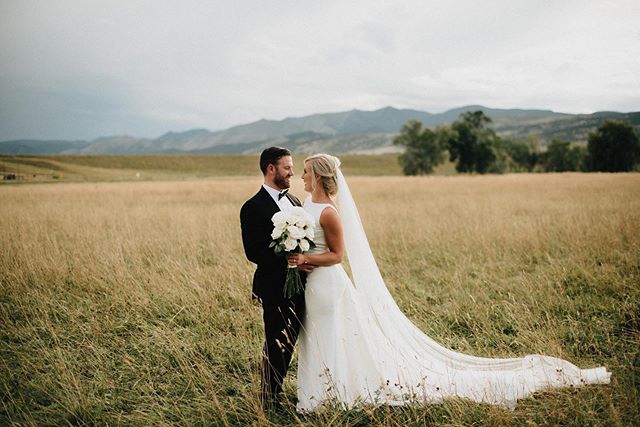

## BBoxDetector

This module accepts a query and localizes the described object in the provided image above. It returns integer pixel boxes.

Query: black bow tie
[278,189,289,200]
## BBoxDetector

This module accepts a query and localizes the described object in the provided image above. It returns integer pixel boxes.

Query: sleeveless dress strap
[318,203,338,217]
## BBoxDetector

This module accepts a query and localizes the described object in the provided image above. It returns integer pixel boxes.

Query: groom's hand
[298,264,315,273]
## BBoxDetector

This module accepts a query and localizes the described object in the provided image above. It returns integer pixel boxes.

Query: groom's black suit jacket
[240,186,306,304]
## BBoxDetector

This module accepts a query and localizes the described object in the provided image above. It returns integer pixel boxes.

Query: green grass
[1,172,638,426]
[0,154,460,183]
[0,155,412,183]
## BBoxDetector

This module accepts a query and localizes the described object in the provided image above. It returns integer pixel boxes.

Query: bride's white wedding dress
[296,168,610,412]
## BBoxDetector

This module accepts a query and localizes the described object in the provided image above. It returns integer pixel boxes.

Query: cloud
[1,0,639,140]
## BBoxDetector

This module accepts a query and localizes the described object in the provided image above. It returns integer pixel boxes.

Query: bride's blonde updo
[304,153,341,197]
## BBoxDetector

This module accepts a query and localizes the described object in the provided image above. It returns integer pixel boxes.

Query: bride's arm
[289,207,344,267]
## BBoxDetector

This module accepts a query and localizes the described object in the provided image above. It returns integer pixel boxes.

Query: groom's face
[273,155,294,189]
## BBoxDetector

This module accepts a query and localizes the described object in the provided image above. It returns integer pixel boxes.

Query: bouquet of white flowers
[269,207,316,298]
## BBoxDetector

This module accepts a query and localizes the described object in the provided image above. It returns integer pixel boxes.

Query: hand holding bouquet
[269,207,316,298]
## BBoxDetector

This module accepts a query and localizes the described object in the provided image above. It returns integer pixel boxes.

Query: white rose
[271,226,284,240]
[287,225,305,239]
[271,211,287,228]
[290,207,306,217]
[305,227,315,239]
[299,239,310,252]
[284,238,298,251]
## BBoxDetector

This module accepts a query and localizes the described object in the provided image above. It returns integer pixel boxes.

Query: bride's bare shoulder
[319,204,341,228]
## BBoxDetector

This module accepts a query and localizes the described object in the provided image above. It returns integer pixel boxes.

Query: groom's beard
[274,172,291,189]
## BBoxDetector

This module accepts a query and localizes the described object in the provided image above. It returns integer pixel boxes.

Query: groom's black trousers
[260,294,305,405]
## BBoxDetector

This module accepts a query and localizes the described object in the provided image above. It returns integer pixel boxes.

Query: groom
[240,147,311,410]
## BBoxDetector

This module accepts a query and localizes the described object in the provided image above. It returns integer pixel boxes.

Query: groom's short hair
[260,147,291,174]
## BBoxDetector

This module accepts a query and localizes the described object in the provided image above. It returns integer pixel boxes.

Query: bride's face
[301,162,315,193]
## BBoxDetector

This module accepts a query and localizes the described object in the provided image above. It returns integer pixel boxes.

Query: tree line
[393,111,640,175]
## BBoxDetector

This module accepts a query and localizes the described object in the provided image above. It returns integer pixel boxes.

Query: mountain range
[2,106,639,155]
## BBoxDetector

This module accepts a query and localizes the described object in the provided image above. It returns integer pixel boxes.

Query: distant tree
[496,138,540,172]
[447,111,498,174]
[393,120,447,175]
[569,145,587,171]
[542,140,586,172]
[485,147,510,174]
[586,120,640,172]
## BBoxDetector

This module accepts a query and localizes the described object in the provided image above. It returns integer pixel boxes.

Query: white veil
[335,164,517,367]
[331,160,610,407]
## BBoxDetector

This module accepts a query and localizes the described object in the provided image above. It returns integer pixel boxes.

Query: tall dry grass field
[1,173,639,426]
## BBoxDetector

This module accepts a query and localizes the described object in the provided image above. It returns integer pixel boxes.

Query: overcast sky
[1,0,639,140]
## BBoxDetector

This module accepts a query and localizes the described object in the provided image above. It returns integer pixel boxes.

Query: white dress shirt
[262,184,295,213]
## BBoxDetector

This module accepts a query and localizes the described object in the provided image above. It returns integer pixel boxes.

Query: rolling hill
[1,106,638,155]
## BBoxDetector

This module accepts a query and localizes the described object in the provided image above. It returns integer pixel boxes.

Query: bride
[287,153,611,412]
